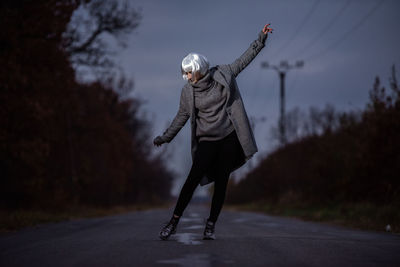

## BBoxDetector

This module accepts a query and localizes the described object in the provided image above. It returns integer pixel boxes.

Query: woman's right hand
[153,136,165,147]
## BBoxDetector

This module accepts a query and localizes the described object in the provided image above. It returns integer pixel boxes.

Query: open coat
[161,34,266,185]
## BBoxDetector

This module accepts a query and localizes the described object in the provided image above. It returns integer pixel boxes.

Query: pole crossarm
[262,60,304,73]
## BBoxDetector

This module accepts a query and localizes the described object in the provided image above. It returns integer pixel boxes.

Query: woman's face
[186,71,202,83]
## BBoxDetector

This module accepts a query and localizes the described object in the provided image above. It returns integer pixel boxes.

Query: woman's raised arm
[228,24,273,77]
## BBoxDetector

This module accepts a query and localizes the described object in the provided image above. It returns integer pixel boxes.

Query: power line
[284,0,383,103]
[271,0,321,60]
[283,1,351,101]
[305,0,385,62]
[288,0,352,59]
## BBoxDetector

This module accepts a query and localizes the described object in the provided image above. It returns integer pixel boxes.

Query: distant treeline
[227,66,400,206]
[0,1,172,210]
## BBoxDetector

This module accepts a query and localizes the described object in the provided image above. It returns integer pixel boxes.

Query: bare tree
[270,107,306,145]
[389,64,399,107]
[271,104,348,145]
[63,0,141,94]
[284,107,302,141]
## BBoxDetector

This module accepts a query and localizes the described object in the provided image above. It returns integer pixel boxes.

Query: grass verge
[226,201,400,233]
[0,203,170,234]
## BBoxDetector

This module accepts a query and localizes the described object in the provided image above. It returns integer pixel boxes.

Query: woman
[154,24,273,240]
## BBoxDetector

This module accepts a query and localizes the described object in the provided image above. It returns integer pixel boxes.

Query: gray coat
[161,35,266,185]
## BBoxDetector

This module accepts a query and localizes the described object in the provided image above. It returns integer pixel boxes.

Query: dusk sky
[85,0,400,196]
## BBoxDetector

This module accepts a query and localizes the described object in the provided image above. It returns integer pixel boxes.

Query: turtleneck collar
[191,71,213,91]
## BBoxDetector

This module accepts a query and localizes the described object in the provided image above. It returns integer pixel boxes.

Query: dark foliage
[0,1,172,210]
[228,66,400,206]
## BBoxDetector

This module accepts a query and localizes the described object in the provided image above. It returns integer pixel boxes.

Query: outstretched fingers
[263,23,273,34]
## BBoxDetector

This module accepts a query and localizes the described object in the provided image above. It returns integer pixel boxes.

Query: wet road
[1,204,399,266]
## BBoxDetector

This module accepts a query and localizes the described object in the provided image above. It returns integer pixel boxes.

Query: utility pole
[261,60,304,145]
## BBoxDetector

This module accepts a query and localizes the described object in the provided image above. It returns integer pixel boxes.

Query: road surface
[1,204,399,266]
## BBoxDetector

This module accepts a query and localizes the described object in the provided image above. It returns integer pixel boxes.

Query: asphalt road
[1,204,399,267]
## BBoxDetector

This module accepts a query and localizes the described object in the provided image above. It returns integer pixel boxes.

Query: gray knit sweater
[192,72,234,141]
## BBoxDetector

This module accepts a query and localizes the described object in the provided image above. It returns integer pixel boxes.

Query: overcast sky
[108,0,400,196]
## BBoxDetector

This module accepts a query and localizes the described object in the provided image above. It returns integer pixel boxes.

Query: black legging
[173,130,244,223]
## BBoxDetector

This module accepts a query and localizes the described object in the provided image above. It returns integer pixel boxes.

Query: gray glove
[153,136,165,147]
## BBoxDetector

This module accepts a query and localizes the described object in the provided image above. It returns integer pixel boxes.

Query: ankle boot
[203,219,216,240]
[159,216,179,240]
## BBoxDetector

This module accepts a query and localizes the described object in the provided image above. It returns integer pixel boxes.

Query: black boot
[159,216,179,240]
[203,219,216,240]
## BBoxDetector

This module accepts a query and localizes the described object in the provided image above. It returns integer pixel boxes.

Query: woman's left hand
[258,24,273,44]
[262,24,273,34]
